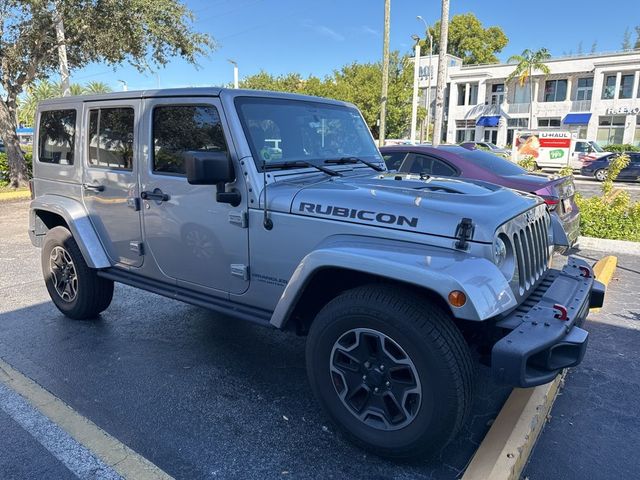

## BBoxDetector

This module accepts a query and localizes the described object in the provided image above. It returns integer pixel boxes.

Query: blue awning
[563,113,592,125]
[476,116,500,127]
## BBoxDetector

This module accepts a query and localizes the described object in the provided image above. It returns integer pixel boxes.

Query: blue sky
[71,0,637,90]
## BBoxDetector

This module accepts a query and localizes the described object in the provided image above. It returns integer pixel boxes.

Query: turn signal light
[541,196,559,211]
[448,290,467,307]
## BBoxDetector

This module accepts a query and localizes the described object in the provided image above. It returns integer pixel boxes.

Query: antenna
[262,160,273,230]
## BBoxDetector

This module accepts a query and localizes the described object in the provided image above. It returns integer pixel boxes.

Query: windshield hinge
[228,211,248,228]
[231,264,249,281]
[454,218,474,250]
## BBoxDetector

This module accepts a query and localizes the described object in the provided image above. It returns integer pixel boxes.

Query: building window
[597,115,626,145]
[38,109,76,165]
[490,84,504,105]
[602,75,616,99]
[543,79,567,102]
[455,119,475,143]
[619,74,634,99]
[506,118,529,146]
[538,118,561,127]
[576,78,593,101]
[513,83,530,104]
[457,84,466,106]
[87,108,134,170]
[469,84,479,105]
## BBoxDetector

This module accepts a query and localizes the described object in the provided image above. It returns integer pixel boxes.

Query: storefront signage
[605,107,640,115]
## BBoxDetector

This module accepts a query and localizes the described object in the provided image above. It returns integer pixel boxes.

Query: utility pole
[410,35,421,144]
[379,0,391,147]
[53,4,70,96]
[228,59,239,88]
[432,0,449,146]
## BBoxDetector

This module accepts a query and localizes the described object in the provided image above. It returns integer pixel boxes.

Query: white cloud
[303,21,345,42]
[359,25,379,36]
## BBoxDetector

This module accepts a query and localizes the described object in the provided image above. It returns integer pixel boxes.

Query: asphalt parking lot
[0,199,511,480]
[573,175,640,201]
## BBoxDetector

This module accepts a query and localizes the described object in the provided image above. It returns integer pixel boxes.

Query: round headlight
[493,236,507,268]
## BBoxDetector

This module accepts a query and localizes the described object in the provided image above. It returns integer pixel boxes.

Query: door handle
[83,183,104,192]
[141,189,170,202]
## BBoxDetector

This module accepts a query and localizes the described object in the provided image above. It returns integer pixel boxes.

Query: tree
[591,41,598,54]
[0,1,213,188]
[635,26,640,49]
[18,80,113,127]
[422,13,508,65]
[379,0,391,146]
[432,0,449,146]
[506,48,551,128]
[238,52,414,139]
[622,27,632,50]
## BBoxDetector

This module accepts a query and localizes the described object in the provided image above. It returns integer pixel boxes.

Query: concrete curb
[462,255,618,480]
[577,236,640,256]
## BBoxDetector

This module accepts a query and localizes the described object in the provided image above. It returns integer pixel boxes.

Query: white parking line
[0,358,173,480]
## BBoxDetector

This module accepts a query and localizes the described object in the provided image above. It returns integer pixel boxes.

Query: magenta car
[380,145,579,247]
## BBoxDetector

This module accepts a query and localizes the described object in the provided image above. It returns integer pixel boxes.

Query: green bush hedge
[575,153,640,242]
[603,143,640,153]
[0,151,33,186]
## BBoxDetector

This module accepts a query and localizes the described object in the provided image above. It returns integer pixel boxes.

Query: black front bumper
[492,257,605,388]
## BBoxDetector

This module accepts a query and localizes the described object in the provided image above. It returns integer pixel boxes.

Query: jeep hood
[266,172,541,243]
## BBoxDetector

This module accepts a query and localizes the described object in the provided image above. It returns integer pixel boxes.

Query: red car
[380,145,580,248]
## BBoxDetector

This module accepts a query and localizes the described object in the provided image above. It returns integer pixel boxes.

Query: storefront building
[416,50,640,147]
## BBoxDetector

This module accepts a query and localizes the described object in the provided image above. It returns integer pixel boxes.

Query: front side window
[544,80,567,102]
[602,75,616,99]
[87,108,134,170]
[152,105,227,175]
[235,97,381,170]
[408,154,457,176]
[382,152,407,171]
[38,109,76,165]
[619,74,634,99]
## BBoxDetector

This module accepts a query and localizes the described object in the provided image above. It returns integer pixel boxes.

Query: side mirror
[184,151,241,206]
[185,151,234,185]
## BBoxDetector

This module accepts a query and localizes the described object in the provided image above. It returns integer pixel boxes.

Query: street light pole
[410,35,421,144]
[417,16,433,143]
[228,59,239,89]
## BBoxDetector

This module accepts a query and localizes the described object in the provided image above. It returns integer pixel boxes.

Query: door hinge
[230,264,249,281]
[129,241,144,256]
[228,211,248,228]
[127,197,141,211]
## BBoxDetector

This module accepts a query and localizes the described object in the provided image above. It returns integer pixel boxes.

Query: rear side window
[152,105,227,175]
[88,108,134,170]
[38,109,77,165]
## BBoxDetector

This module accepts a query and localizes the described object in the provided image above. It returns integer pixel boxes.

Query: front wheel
[42,226,114,319]
[306,285,474,459]
[595,169,607,182]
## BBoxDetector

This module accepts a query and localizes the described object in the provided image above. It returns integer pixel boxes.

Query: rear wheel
[306,285,474,459]
[595,168,607,182]
[42,226,114,319]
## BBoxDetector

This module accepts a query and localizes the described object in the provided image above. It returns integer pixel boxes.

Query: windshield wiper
[325,156,385,172]
[263,160,342,177]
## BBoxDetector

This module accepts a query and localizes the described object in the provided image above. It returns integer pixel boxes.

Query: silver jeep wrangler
[29,88,604,459]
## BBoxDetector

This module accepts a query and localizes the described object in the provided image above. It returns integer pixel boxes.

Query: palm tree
[83,81,112,94]
[506,48,551,128]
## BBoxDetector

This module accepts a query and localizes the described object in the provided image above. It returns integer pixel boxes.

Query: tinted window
[88,108,134,170]
[235,97,381,170]
[38,109,76,165]
[409,154,457,176]
[450,148,526,176]
[152,105,227,175]
[382,152,407,170]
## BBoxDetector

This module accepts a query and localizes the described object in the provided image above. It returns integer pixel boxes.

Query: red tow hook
[553,304,569,321]
[579,265,591,278]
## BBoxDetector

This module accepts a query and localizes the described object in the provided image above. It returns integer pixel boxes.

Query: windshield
[589,141,605,152]
[235,97,382,170]
[453,148,527,176]
[484,142,499,149]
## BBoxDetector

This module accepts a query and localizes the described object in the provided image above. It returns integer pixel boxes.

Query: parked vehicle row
[29,88,603,460]
[581,152,640,181]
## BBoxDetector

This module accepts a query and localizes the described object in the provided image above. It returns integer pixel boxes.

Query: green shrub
[517,155,537,171]
[603,143,640,153]
[0,151,33,186]
[557,165,574,177]
[576,153,640,242]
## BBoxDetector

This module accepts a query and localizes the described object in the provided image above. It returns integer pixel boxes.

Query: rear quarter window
[38,109,77,165]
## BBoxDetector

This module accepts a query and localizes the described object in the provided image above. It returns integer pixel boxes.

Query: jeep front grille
[512,214,550,292]
[496,204,551,299]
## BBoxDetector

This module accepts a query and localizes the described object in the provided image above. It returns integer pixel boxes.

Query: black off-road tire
[41,226,114,319]
[306,285,474,459]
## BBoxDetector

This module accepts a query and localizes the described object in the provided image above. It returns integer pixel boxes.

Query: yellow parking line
[0,358,174,480]
[591,256,617,313]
